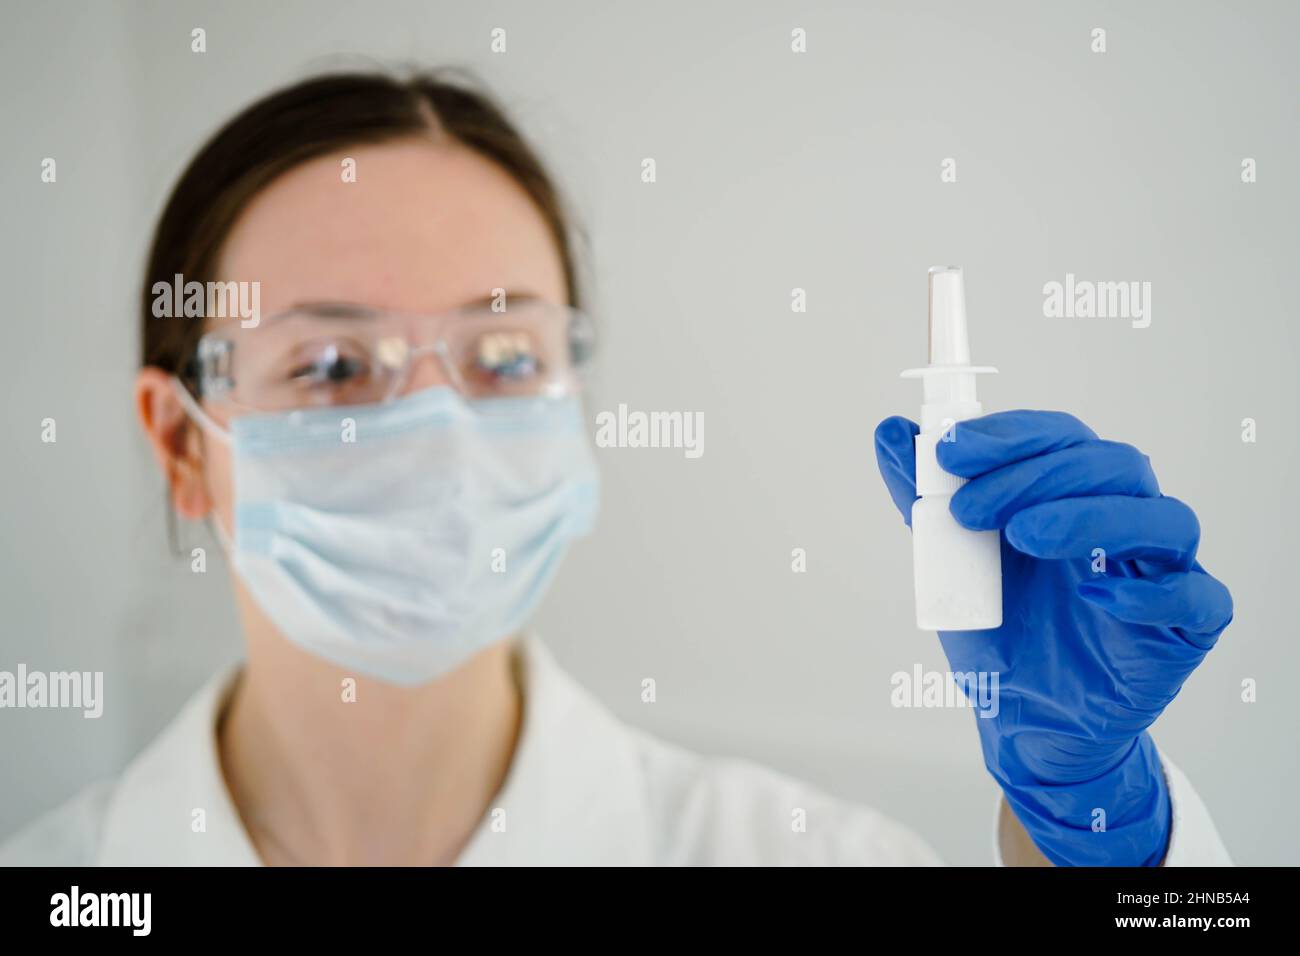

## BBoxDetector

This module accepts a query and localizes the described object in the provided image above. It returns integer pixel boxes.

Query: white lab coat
[0,633,1232,866]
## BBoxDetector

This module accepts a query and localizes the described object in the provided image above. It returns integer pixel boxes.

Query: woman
[1,70,1234,866]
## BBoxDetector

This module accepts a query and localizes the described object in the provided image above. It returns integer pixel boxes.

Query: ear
[135,367,213,520]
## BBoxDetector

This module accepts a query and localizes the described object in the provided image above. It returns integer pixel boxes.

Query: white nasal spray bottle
[901,267,1002,630]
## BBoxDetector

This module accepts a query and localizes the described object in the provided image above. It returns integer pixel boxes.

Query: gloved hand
[874,410,1232,866]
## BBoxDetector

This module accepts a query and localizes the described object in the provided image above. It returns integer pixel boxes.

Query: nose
[399,344,455,395]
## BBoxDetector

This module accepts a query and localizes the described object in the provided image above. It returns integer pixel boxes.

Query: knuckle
[1167,497,1201,551]
[1102,441,1158,486]
[1048,410,1097,441]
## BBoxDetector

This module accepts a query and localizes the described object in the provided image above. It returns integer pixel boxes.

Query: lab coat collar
[96,662,255,865]
[95,633,654,866]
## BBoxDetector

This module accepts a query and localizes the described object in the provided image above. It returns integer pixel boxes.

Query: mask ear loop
[170,377,235,553]
[171,377,232,444]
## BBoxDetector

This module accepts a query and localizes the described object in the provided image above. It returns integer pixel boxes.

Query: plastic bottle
[900,266,1002,630]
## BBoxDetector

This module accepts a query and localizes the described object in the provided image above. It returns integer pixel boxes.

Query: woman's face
[140,136,569,533]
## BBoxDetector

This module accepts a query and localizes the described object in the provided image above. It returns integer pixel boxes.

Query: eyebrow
[283,290,544,318]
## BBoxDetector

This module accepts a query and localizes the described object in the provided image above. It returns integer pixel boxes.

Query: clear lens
[443,300,579,399]
[196,301,594,413]
[199,312,399,411]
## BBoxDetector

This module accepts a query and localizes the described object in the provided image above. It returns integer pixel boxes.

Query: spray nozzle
[901,265,997,426]
[927,266,970,366]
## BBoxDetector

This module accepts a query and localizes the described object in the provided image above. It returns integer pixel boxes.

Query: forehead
[214,137,567,316]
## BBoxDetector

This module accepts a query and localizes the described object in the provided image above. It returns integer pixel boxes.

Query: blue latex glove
[874,410,1232,866]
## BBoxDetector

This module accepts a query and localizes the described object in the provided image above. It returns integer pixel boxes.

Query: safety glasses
[187,298,596,416]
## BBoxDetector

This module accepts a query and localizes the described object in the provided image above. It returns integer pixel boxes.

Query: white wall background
[1,0,1296,864]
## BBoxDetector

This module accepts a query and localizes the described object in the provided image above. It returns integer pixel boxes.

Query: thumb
[874,416,920,527]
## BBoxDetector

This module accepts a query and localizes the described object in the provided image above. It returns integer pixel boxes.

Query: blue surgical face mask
[175,382,599,685]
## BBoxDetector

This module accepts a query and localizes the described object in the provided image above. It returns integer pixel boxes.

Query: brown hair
[140,67,586,392]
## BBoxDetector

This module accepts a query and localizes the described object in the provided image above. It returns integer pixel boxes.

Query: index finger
[936,409,1098,478]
